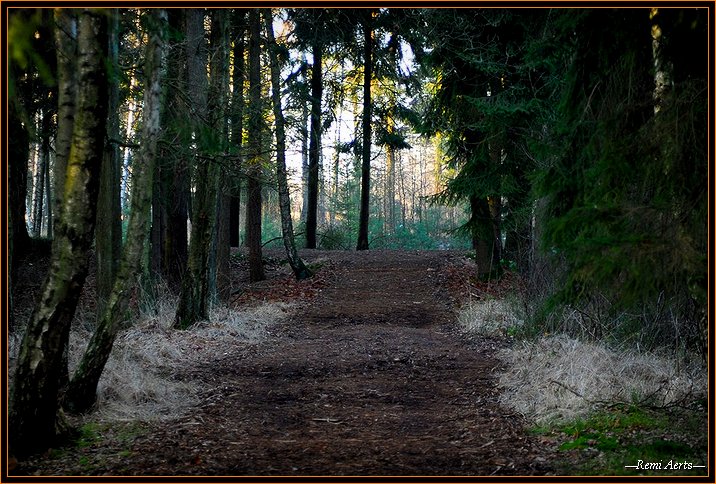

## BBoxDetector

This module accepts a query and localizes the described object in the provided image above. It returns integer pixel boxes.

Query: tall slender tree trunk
[96,8,123,315]
[384,33,398,234]
[264,9,312,280]
[356,13,373,251]
[32,124,47,237]
[66,10,168,412]
[305,42,323,249]
[246,9,265,282]
[300,55,310,226]
[9,9,109,457]
[229,10,246,248]
[210,10,232,302]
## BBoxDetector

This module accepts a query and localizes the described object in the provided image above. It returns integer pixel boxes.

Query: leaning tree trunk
[356,13,373,251]
[9,9,108,457]
[264,9,312,280]
[65,9,167,413]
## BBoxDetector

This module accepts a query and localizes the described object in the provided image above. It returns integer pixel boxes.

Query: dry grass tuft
[86,298,292,422]
[458,298,525,337]
[496,334,706,424]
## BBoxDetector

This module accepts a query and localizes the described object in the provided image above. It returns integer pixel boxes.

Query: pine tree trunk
[156,9,189,292]
[9,9,109,457]
[305,42,322,249]
[229,10,246,248]
[65,9,167,412]
[356,14,373,251]
[96,8,122,315]
[246,9,265,282]
[264,10,312,280]
[300,54,310,226]
[174,9,226,328]
[210,10,232,302]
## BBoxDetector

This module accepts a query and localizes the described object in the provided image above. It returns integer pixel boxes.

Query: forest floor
[14,249,558,476]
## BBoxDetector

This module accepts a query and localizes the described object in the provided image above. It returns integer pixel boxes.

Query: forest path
[112,250,553,476]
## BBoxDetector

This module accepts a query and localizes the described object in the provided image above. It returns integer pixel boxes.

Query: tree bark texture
[264,10,312,280]
[209,10,232,302]
[246,9,265,282]
[96,8,123,315]
[229,9,246,248]
[66,9,167,412]
[174,9,222,328]
[305,42,323,249]
[9,9,108,457]
[356,14,373,251]
[157,9,189,292]
[53,9,77,231]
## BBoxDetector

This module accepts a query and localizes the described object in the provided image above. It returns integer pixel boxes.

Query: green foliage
[533,9,707,353]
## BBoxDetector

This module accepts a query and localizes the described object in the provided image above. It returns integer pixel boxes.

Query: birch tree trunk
[65,9,167,413]
[9,9,108,457]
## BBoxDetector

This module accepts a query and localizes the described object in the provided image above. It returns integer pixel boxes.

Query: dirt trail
[21,250,555,476]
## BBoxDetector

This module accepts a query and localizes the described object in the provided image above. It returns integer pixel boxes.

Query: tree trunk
[66,10,167,412]
[154,9,189,292]
[210,10,232,302]
[356,14,373,251]
[174,9,225,328]
[384,33,398,234]
[264,10,312,280]
[305,42,323,249]
[8,101,30,271]
[300,54,310,226]
[31,125,47,238]
[229,10,246,248]
[52,9,76,233]
[9,9,108,457]
[96,8,123,315]
[471,195,497,280]
[246,9,265,282]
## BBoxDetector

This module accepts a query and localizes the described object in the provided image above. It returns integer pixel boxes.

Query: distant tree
[264,9,312,280]
[356,11,373,251]
[10,9,109,457]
